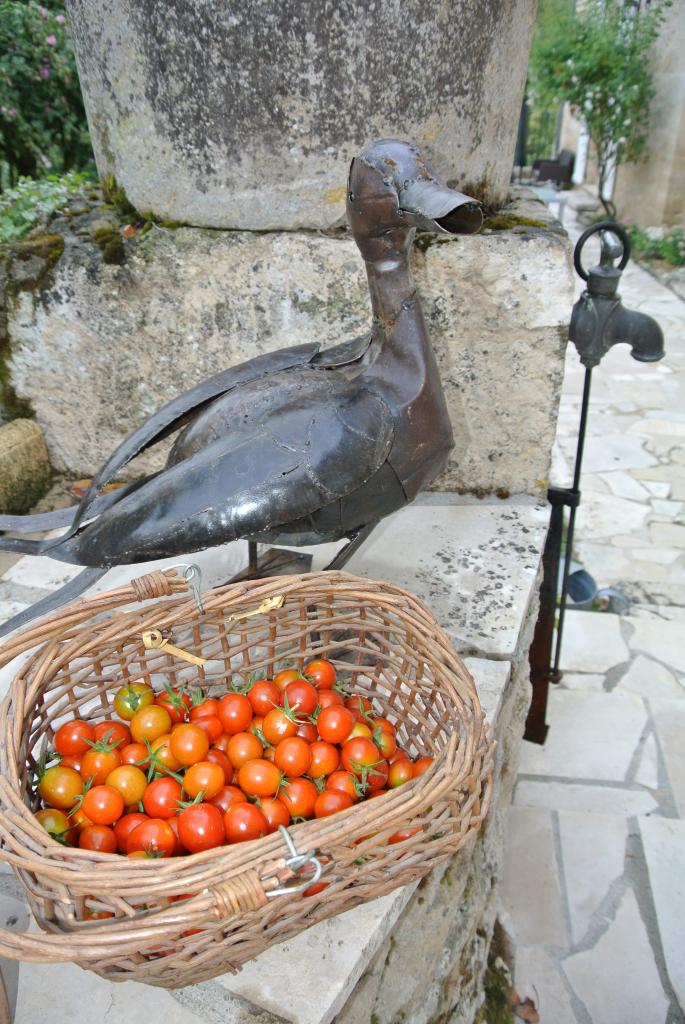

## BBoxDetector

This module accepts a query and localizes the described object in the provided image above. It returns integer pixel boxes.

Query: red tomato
[192,715,223,744]
[387,827,422,845]
[68,806,93,832]
[413,756,433,777]
[388,759,415,788]
[341,737,381,776]
[278,777,318,819]
[81,742,122,786]
[82,785,125,825]
[365,759,389,793]
[317,706,355,745]
[308,741,340,778]
[224,803,268,843]
[374,727,397,760]
[120,742,149,767]
[373,717,396,736]
[94,721,131,748]
[143,776,182,818]
[128,817,176,857]
[59,754,82,773]
[390,747,411,765]
[304,658,336,689]
[226,731,263,769]
[250,716,265,738]
[274,737,311,778]
[344,695,374,721]
[105,765,147,805]
[54,719,95,757]
[155,686,191,724]
[79,824,117,853]
[167,814,186,856]
[189,698,220,720]
[317,690,343,709]
[170,723,209,766]
[150,733,182,773]
[248,680,280,717]
[238,758,281,798]
[131,705,172,745]
[258,796,290,832]
[314,790,354,818]
[295,721,318,744]
[206,746,234,784]
[263,707,297,745]
[114,812,148,853]
[325,770,360,802]
[212,733,232,754]
[38,765,83,810]
[217,693,253,735]
[178,802,225,853]
[273,668,304,691]
[113,681,154,721]
[209,785,247,814]
[284,679,318,716]
[183,761,225,801]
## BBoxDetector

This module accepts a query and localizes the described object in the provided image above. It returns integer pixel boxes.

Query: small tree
[529,0,670,217]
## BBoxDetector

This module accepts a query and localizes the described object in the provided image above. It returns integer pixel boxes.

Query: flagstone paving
[502,201,685,1023]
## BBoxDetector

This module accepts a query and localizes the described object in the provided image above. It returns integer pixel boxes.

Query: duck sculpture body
[0,140,481,633]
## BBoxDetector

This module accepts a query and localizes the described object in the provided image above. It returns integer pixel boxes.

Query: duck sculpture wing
[58,369,393,566]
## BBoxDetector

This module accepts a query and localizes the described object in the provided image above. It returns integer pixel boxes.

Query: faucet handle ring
[574,221,630,282]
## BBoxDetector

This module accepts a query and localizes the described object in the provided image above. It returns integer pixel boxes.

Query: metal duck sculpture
[0,140,481,634]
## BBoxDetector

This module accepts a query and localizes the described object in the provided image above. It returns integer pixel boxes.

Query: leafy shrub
[628,225,685,268]
[0,1,92,185]
[0,171,94,242]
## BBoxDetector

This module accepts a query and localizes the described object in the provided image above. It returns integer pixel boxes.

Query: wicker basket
[0,568,493,988]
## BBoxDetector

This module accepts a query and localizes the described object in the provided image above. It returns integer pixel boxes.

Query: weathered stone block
[5,192,572,497]
[66,0,537,230]
[0,419,51,514]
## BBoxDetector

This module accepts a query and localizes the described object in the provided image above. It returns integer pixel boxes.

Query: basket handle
[0,567,194,671]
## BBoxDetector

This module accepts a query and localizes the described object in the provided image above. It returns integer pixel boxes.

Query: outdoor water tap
[569,221,665,369]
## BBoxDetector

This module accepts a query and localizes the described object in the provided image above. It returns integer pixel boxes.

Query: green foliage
[628,225,685,267]
[0,170,94,241]
[529,0,670,209]
[0,1,92,185]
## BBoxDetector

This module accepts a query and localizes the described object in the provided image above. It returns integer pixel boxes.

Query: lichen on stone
[481,214,548,231]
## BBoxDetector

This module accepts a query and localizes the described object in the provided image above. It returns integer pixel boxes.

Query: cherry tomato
[143,776,182,818]
[35,807,77,845]
[263,746,276,763]
[273,668,304,691]
[274,737,311,778]
[54,719,95,757]
[130,705,172,745]
[178,802,225,853]
[105,764,147,805]
[238,758,281,798]
[390,747,411,765]
[315,790,354,818]
[295,721,318,744]
[150,733,182,773]
[317,705,355,745]
[59,754,82,773]
[341,737,381,776]
[94,721,131,748]
[224,803,268,843]
[113,681,154,721]
[413,756,433,777]
[128,817,176,857]
[308,741,340,778]
[387,827,422,845]
[373,717,396,736]
[344,695,374,721]
[248,680,280,717]
[365,758,389,793]
[183,761,225,801]
[388,759,415,788]
[120,742,149,767]
[189,698,220,721]
[167,814,186,856]
[250,717,265,738]
[258,796,290,832]
[326,770,360,802]
[317,690,343,709]
[374,727,397,760]
[38,765,83,810]
[212,733,232,755]
[217,693,253,735]
[79,824,117,853]
[284,679,318,716]
[209,785,247,814]
[81,744,122,786]
[192,714,223,744]
[279,777,318,819]
[349,722,373,740]
[368,788,388,798]
[155,686,191,724]
[68,806,92,832]
[114,812,148,853]
[262,707,297,745]
[304,658,337,689]
[206,746,234,783]
[170,723,209,766]
[82,784,125,825]
[226,731,262,769]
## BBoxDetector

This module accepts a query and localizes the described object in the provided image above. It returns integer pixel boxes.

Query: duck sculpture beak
[399,178,483,235]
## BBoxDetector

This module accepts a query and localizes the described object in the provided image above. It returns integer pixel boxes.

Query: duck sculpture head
[0,139,482,637]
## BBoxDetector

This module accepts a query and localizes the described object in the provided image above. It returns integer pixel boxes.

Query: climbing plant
[529,0,671,216]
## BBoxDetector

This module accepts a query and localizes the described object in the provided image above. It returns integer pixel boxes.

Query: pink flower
[56,14,66,23]
[46,34,57,45]
[38,5,48,17]
[39,64,50,79]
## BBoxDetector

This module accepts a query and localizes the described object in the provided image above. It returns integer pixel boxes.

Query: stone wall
[3,191,572,498]
[65,0,538,230]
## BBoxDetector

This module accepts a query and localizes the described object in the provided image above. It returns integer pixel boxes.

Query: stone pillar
[65,0,538,230]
